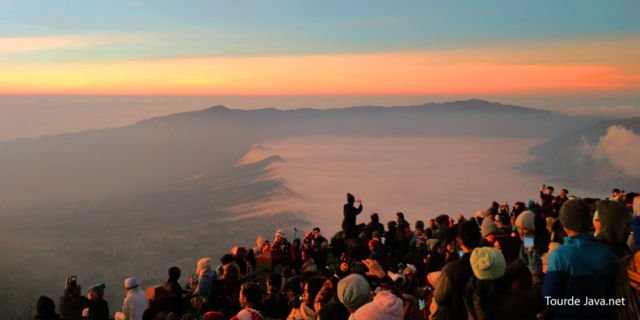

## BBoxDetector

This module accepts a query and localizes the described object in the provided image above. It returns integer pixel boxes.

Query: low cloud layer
[582,125,640,178]
[241,136,547,234]
[560,105,640,118]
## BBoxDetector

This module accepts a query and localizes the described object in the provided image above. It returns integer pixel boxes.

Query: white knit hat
[470,247,506,280]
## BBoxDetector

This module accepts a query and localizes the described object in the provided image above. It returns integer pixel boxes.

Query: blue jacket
[196,269,217,300]
[542,234,617,319]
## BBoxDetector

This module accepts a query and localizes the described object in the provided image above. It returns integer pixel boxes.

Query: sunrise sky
[1,0,638,97]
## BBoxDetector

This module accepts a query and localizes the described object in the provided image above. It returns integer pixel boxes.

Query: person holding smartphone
[515,210,544,286]
[342,193,363,238]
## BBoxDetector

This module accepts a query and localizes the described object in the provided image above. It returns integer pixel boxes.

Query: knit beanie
[515,210,536,231]
[470,247,506,280]
[275,229,286,239]
[337,274,372,312]
[88,283,106,296]
[559,199,592,233]
[351,290,403,320]
[123,277,140,290]
[481,217,498,238]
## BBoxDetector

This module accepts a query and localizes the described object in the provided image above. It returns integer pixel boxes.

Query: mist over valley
[0,99,637,318]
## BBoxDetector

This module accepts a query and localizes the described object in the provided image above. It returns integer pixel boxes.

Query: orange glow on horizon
[1,52,638,96]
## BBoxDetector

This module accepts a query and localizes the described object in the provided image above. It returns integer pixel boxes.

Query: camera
[65,276,78,291]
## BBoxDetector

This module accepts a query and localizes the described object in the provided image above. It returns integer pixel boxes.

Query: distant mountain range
[0,99,596,209]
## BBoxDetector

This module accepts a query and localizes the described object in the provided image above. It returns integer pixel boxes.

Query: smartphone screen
[458,249,464,256]
[418,299,426,310]
[524,235,534,248]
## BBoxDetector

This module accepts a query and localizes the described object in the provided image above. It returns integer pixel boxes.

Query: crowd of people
[33,186,640,320]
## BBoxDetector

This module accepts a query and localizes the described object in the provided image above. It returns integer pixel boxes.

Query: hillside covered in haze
[0,99,607,318]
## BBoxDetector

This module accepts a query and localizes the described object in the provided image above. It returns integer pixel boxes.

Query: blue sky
[2,0,639,60]
[0,0,638,115]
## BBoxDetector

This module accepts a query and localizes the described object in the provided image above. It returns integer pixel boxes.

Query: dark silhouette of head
[221,254,235,266]
[36,296,56,316]
[347,193,355,204]
[168,267,181,281]
[457,220,481,250]
[240,282,264,309]
[546,186,555,194]
[267,273,282,291]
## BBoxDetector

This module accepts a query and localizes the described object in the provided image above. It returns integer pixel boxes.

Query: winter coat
[367,221,385,237]
[540,191,554,218]
[613,252,640,320]
[350,290,404,320]
[401,294,424,320]
[122,288,149,320]
[343,203,363,238]
[196,269,217,300]
[86,299,109,320]
[163,279,185,315]
[517,244,543,286]
[261,291,289,320]
[542,235,617,319]
[271,239,293,266]
[595,200,633,258]
[59,292,88,320]
[463,277,542,320]
[431,253,474,320]
[287,304,316,320]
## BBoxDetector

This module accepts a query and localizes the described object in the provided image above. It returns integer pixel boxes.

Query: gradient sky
[1,0,639,98]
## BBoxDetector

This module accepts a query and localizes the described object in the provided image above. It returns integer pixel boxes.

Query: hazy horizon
[2,94,640,142]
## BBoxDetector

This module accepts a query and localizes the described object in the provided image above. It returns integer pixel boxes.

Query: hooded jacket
[431,253,474,320]
[595,200,632,257]
[542,235,617,319]
[350,290,403,320]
